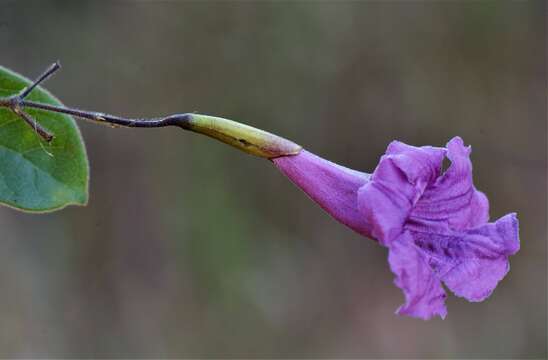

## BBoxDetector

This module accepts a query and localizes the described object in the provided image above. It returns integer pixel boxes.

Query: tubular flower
[273,136,519,320]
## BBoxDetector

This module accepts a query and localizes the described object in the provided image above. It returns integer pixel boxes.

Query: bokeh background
[0,1,546,358]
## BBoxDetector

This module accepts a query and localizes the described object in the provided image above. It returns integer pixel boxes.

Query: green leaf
[0,65,89,212]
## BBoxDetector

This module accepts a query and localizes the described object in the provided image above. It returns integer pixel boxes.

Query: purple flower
[273,136,519,320]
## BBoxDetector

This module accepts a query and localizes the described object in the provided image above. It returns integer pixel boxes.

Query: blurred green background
[0,1,546,358]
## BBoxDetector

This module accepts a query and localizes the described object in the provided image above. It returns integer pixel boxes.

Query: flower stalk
[0,62,302,159]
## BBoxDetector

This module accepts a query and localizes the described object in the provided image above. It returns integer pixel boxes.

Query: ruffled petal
[410,137,490,230]
[388,232,448,320]
[358,141,445,244]
[410,213,519,302]
[385,141,446,186]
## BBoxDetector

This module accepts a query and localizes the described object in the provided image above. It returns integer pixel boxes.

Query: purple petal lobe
[411,136,490,230]
[388,232,448,320]
[357,141,446,245]
[419,213,520,302]
[272,150,371,236]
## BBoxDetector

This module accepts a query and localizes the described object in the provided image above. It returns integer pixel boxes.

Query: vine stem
[18,100,192,129]
[0,62,301,159]
[0,62,195,142]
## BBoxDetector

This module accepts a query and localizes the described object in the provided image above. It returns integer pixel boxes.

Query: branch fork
[0,62,61,142]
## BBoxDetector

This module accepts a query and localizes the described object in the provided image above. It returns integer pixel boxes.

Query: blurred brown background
[0,1,546,358]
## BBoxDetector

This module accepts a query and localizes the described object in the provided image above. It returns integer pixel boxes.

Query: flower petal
[385,141,446,186]
[410,137,490,230]
[388,232,448,320]
[411,213,519,302]
[358,141,446,244]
